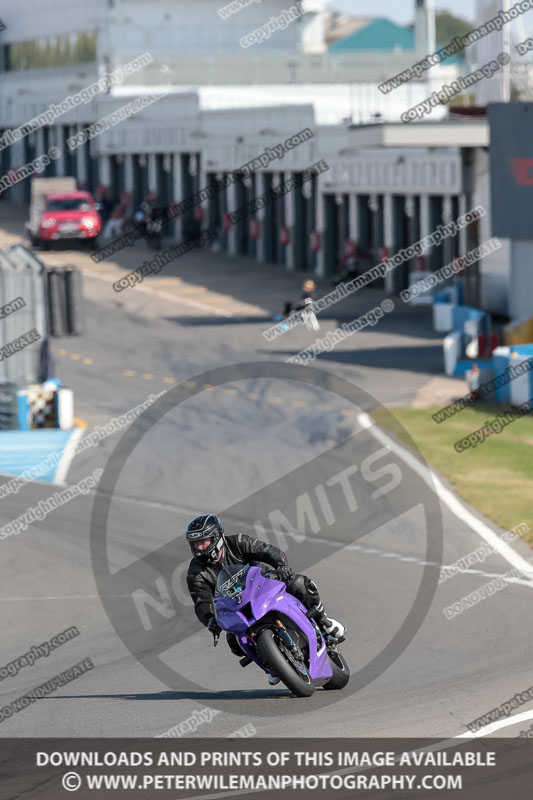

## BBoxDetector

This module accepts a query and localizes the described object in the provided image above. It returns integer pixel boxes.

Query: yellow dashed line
[73,417,88,429]
[163,377,175,384]
[248,393,259,400]
[203,384,214,391]
[183,380,197,388]
[316,404,333,411]
[341,409,356,417]
[224,388,237,395]
[83,357,93,365]
[292,400,306,407]
[58,349,67,356]
[142,373,155,381]
[124,370,137,377]
[71,353,80,360]
[269,397,283,404]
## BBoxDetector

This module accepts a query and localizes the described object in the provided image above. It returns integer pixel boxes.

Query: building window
[4,31,97,71]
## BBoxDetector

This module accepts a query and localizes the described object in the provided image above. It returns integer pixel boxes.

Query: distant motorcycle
[145,216,162,250]
[213,564,350,697]
[135,203,163,250]
[292,297,320,332]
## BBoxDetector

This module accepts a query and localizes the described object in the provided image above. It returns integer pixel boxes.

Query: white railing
[112,51,456,87]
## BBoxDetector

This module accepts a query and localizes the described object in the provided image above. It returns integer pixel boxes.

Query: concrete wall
[108,0,302,55]
[1,0,107,40]
[91,93,200,156]
[476,149,510,317]
[200,105,316,173]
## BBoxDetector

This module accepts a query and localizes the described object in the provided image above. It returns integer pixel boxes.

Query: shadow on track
[41,688,294,701]
[268,344,443,373]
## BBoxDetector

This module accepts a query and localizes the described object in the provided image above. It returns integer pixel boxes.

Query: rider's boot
[289,575,347,642]
[312,600,347,642]
[319,615,347,641]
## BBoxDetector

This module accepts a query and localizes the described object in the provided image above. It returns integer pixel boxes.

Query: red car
[38,191,101,249]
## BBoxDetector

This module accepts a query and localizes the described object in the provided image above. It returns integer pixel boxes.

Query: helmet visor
[192,537,213,553]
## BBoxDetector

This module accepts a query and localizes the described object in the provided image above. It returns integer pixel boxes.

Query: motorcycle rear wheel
[257,629,315,697]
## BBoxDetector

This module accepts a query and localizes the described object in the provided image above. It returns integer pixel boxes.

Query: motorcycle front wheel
[323,649,350,690]
[257,629,315,697]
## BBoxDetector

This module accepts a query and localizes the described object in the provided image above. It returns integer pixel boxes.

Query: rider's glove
[276,565,295,583]
[207,616,222,636]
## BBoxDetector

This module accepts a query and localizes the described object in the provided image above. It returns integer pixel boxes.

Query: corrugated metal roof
[329,18,414,53]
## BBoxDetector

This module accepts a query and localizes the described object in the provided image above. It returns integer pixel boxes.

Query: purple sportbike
[214,564,350,697]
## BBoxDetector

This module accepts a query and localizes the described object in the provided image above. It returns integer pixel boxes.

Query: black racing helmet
[186,514,225,563]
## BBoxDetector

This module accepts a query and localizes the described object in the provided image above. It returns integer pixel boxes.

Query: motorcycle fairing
[214,566,332,683]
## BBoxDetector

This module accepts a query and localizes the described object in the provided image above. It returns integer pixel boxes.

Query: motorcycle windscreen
[215,564,251,599]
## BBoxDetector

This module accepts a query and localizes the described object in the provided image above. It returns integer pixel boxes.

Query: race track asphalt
[1,239,532,741]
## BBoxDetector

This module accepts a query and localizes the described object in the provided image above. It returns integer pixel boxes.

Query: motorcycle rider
[281,278,316,319]
[141,191,163,250]
[186,513,346,685]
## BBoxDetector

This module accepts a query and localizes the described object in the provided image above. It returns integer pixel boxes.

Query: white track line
[177,708,533,800]
[356,412,533,581]
[0,594,132,601]
[54,427,83,485]
[82,268,235,317]
[456,707,533,738]
[312,537,533,586]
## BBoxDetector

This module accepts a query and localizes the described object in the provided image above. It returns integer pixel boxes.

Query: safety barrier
[442,307,492,376]
[46,266,83,337]
[491,345,533,406]
[432,285,465,332]
[0,246,82,429]
[0,383,19,430]
[0,247,46,389]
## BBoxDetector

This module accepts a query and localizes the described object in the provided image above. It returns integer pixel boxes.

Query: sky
[330,0,477,24]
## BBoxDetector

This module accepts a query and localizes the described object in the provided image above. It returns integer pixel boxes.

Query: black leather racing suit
[186,533,326,656]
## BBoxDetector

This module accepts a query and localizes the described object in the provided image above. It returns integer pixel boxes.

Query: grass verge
[371,403,533,546]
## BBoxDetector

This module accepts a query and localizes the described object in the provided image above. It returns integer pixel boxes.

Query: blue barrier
[434,284,464,306]
[0,429,79,483]
[442,306,491,376]
[491,345,533,407]
[16,391,31,431]
[433,284,465,333]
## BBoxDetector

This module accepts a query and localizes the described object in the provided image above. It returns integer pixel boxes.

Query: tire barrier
[45,266,83,338]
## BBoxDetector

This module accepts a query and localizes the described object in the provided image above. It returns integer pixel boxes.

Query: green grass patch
[371,403,533,546]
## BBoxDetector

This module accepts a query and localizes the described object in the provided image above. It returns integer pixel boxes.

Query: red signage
[344,239,357,258]
[194,206,205,221]
[250,219,260,239]
[222,212,232,232]
[280,225,290,246]
[310,231,321,252]
[510,158,533,186]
